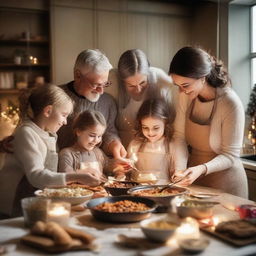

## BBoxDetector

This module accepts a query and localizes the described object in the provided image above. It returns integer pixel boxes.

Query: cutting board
[200,221,256,247]
[21,234,95,253]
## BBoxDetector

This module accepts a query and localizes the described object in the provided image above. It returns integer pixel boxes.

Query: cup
[22,197,50,228]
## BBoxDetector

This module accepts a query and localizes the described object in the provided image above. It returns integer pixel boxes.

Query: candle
[33,57,38,64]
[176,217,200,241]
[47,202,70,226]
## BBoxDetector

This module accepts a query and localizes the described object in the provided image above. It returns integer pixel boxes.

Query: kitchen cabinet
[0,2,50,91]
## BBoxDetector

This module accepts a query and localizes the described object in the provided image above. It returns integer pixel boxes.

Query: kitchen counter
[0,185,256,256]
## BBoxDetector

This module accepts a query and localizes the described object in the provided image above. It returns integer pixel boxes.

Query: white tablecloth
[0,216,256,256]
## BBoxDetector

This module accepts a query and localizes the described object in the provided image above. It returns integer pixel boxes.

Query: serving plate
[86,196,156,223]
[35,187,94,205]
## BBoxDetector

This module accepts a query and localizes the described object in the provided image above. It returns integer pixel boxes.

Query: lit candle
[47,202,70,226]
[176,217,200,241]
[33,57,38,64]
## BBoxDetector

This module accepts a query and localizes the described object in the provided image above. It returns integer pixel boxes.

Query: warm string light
[0,105,19,125]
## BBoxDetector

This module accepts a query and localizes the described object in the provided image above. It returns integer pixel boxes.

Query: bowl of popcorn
[35,186,94,205]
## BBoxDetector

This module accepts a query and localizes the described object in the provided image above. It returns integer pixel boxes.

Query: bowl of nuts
[104,181,140,196]
[86,196,157,223]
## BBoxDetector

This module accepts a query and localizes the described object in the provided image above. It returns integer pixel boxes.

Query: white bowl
[35,187,94,205]
[140,216,178,243]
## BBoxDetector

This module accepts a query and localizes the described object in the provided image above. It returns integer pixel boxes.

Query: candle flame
[49,205,68,216]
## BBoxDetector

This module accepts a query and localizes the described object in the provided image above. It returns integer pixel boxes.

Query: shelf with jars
[0,3,50,91]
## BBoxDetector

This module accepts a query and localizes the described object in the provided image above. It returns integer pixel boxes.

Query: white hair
[74,49,112,75]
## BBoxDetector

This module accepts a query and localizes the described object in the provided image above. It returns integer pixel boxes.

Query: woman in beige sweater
[169,46,248,198]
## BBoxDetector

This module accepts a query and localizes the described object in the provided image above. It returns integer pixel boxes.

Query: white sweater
[173,87,245,174]
[0,120,66,215]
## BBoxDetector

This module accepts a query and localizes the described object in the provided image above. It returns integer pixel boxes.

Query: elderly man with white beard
[58,49,126,159]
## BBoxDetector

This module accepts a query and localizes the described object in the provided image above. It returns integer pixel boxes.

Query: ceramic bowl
[104,181,140,196]
[176,199,218,219]
[140,216,179,243]
[34,186,93,205]
[86,195,156,223]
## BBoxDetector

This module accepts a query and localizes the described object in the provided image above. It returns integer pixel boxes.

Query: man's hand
[108,140,127,159]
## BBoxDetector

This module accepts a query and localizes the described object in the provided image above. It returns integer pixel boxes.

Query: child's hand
[66,173,102,186]
[79,167,102,179]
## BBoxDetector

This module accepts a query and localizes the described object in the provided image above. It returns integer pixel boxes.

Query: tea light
[176,217,200,241]
[47,202,70,226]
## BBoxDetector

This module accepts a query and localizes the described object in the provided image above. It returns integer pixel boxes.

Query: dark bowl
[86,195,157,223]
[128,185,188,212]
[104,181,140,196]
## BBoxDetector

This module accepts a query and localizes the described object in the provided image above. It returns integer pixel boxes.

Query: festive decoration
[247,84,256,117]
[247,84,256,147]
[0,101,19,140]
[0,101,19,126]
[248,117,256,147]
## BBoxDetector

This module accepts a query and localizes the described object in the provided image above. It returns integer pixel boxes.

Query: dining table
[0,185,255,256]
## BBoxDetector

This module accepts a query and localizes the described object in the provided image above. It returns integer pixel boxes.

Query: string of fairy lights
[0,105,19,126]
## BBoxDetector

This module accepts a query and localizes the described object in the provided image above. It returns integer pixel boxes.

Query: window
[252,5,256,87]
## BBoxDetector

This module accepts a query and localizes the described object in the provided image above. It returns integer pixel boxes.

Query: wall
[229,4,251,109]
[50,0,194,98]
[190,2,218,56]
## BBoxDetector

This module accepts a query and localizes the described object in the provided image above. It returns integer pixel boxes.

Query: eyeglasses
[80,72,112,89]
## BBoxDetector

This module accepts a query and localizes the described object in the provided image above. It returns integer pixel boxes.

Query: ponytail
[18,84,73,124]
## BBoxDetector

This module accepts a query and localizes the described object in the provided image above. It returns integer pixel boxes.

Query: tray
[21,234,96,253]
[200,220,256,247]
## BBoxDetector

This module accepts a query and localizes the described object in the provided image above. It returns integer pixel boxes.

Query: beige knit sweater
[173,87,245,174]
[0,120,66,216]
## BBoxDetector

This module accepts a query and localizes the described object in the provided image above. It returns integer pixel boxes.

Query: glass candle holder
[22,197,50,228]
[175,217,200,241]
[47,202,71,226]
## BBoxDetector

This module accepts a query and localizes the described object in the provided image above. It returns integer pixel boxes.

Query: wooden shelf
[0,63,50,69]
[0,39,49,46]
[0,89,20,94]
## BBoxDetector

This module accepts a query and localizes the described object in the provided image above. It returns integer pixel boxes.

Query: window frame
[251,5,256,88]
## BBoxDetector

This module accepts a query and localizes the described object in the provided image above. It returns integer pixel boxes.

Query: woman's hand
[112,158,133,180]
[172,165,207,186]
[108,140,127,159]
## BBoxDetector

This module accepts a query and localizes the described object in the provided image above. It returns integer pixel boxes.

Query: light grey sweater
[57,82,120,151]
[0,120,66,216]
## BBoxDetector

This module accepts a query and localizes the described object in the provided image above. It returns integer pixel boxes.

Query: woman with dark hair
[109,49,176,148]
[169,46,248,198]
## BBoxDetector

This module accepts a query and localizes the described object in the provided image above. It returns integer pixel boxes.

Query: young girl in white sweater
[0,84,102,218]
[58,110,113,178]
[126,98,176,184]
